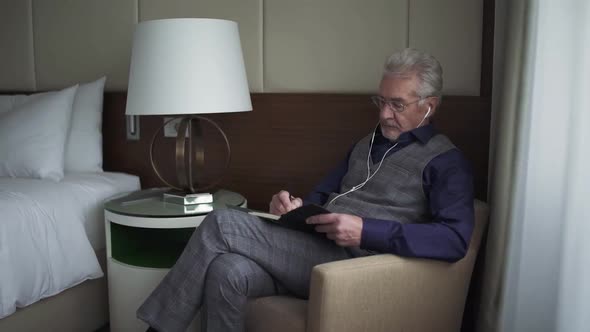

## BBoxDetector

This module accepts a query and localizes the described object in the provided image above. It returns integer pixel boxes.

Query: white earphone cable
[327,124,398,205]
[326,106,432,206]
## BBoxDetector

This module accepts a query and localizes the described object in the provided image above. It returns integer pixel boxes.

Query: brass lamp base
[149,116,231,193]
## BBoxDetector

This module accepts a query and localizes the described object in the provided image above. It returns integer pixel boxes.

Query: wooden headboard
[103,93,490,210]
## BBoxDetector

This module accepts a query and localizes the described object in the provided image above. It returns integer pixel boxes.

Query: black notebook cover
[227,204,330,234]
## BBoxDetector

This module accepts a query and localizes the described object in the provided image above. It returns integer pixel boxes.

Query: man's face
[377,74,435,141]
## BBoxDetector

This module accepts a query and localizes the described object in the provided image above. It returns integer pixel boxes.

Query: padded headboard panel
[103,93,489,210]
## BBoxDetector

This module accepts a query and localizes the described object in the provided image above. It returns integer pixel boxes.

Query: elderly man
[138,48,474,332]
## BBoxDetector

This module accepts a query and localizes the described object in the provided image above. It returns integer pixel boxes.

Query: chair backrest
[470,199,489,257]
[440,199,489,331]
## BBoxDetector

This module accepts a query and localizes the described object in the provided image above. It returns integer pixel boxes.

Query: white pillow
[65,77,106,172]
[0,94,29,113]
[0,85,78,181]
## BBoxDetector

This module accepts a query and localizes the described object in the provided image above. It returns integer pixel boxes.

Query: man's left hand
[306,213,363,247]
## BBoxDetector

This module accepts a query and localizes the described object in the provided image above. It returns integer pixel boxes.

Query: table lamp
[125,18,252,197]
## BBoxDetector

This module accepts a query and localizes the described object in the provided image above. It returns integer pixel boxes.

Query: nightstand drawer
[110,222,195,268]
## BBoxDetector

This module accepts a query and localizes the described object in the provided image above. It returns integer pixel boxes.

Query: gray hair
[383,48,443,104]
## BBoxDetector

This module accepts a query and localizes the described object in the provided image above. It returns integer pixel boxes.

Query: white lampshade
[125,18,252,115]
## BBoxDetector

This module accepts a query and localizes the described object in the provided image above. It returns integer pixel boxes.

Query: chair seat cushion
[245,296,307,332]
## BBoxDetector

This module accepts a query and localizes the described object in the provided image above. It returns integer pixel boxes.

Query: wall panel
[140,0,263,92]
[409,0,483,95]
[264,0,408,93]
[0,0,35,91]
[33,0,137,91]
[0,0,486,94]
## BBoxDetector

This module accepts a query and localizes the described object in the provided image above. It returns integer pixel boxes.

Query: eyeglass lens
[371,96,405,112]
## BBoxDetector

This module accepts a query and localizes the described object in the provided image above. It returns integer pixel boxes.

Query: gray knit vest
[324,133,455,224]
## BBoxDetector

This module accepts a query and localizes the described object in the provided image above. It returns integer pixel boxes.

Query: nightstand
[104,188,246,332]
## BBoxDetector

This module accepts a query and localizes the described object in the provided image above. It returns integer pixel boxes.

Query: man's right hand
[269,190,303,215]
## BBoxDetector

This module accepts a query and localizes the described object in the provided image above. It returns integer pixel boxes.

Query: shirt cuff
[360,218,402,253]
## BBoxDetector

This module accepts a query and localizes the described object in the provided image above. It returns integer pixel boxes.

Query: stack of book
[163,191,214,213]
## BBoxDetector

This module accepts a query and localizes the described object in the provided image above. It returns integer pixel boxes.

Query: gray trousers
[137,208,365,332]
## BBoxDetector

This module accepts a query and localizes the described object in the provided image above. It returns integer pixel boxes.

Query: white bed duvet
[0,172,140,319]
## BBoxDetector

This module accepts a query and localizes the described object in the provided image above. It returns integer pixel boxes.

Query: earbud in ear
[425,106,432,118]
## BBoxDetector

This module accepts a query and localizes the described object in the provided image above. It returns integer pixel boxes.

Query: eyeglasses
[371,95,426,113]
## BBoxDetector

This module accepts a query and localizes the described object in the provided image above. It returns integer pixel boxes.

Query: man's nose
[379,105,395,117]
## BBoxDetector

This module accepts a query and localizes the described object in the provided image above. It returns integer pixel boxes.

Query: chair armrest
[306,254,471,332]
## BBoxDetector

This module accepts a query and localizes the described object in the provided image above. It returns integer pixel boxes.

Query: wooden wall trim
[103,93,490,210]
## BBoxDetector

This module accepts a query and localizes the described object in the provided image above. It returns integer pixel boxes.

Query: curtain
[476,0,537,330]
[478,0,590,331]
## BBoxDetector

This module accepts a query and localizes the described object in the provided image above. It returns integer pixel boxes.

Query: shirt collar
[374,124,436,145]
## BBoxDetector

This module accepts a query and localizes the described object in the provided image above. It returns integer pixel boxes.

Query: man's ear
[425,97,439,117]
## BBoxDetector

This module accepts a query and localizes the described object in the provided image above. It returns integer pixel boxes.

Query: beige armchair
[245,200,488,332]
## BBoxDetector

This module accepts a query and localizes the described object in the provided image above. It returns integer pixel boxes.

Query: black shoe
[146,327,158,332]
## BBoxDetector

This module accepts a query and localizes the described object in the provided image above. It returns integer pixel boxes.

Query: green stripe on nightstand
[110,223,195,268]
